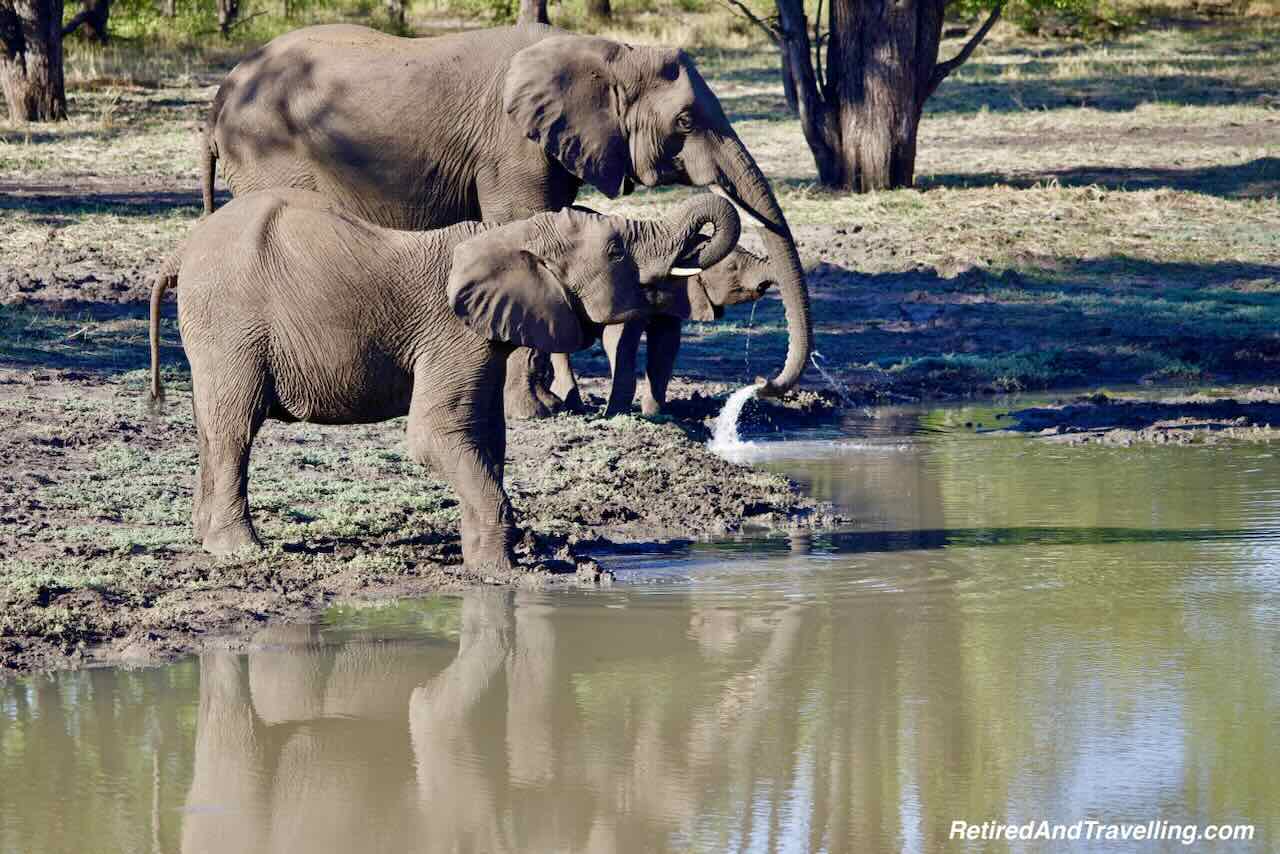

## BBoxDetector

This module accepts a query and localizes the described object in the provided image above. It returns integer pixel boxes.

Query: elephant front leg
[549,353,584,411]
[408,381,518,571]
[602,320,644,417]
[503,348,564,421]
[642,315,683,416]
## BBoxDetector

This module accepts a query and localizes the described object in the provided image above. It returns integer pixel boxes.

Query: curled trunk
[625,193,741,285]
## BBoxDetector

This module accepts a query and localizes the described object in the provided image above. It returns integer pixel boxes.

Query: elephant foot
[504,386,561,421]
[203,522,262,556]
[604,401,632,418]
[640,395,664,417]
[555,384,586,414]
[504,348,563,421]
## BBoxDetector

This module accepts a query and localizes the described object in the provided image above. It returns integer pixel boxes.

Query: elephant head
[448,194,740,352]
[673,245,776,322]
[503,36,811,395]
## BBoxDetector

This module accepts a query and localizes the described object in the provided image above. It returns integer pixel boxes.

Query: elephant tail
[200,87,226,215]
[149,253,182,404]
[200,135,218,216]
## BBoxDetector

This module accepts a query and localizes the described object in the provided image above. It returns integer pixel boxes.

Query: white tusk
[669,266,703,277]
[709,185,771,231]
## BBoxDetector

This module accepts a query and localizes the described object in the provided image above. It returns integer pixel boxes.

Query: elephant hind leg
[194,374,270,556]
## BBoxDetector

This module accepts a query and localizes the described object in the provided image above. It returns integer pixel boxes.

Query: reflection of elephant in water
[600,245,776,416]
[179,591,819,854]
[202,23,812,417]
[148,190,738,564]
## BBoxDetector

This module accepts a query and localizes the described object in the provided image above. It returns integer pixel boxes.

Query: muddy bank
[0,368,842,676]
[999,388,1280,444]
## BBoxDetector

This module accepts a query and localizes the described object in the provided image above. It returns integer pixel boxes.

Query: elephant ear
[504,36,630,199]
[448,231,590,353]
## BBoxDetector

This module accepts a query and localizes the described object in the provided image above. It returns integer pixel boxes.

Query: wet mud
[0,367,842,676]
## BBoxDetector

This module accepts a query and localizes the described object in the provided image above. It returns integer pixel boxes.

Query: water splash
[743,301,757,378]
[709,384,759,459]
[811,350,871,416]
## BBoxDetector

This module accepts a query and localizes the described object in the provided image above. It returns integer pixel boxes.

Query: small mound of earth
[998,388,1280,445]
[0,370,845,675]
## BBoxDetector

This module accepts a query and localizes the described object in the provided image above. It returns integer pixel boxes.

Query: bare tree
[386,0,406,30]
[215,0,239,36]
[0,0,67,122]
[62,0,111,42]
[517,0,547,24]
[728,0,1002,191]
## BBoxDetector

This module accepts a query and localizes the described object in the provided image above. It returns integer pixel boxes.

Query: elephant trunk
[627,193,740,285]
[666,193,741,271]
[711,132,812,396]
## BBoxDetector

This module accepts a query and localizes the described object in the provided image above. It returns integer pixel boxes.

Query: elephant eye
[674,110,694,134]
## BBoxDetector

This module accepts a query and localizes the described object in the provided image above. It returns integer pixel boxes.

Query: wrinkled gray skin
[602,246,776,416]
[203,22,811,418]
[148,191,738,568]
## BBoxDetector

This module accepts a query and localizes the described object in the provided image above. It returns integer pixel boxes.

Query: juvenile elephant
[148,190,739,567]
[601,245,775,417]
[203,23,811,415]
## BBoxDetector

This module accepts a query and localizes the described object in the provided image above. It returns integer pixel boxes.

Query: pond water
[3,402,1279,853]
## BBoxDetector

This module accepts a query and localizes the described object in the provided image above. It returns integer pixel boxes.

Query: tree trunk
[215,0,238,36]
[517,0,546,24]
[584,0,609,20]
[779,47,798,113]
[774,0,999,192]
[386,0,405,30]
[0,0,67,122]
[62,0,110,42]
[163,0,174,16]
[823,0,944,190]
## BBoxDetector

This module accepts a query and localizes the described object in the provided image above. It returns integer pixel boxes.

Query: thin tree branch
[716,0,778,43]
[928,2,1002,96]
[812,0,823,92]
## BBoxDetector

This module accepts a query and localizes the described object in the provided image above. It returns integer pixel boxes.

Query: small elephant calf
[600,246,776,416]
[149,189,738,568]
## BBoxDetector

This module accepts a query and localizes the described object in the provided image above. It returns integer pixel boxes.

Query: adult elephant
[202,22,811,415]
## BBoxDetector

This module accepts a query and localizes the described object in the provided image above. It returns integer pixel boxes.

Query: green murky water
[3,404,1279,853]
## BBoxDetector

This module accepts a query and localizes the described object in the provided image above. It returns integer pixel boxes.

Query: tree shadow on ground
[7,256,1280,395]
[0,185,223,218]
[0,303,183,378]
[721,71,1276,123]
[660,254,1280,397]
[922,157,1280,199]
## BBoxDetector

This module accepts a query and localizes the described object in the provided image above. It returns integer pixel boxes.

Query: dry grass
[2,18,1278,394]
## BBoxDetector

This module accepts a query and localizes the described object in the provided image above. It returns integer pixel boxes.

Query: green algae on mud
[0,368,842,675]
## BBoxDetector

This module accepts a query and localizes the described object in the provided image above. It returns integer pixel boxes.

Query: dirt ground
[0,363,843,674]
[2,19,1279,675]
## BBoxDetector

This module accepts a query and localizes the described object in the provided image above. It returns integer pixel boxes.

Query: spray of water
[708,384,759,459]
[811,350,872,416]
